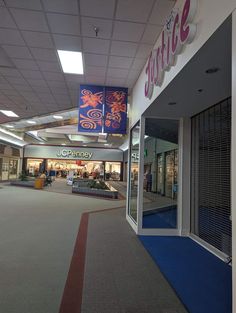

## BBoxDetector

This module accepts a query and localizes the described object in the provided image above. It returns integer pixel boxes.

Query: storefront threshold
[139,236,232,313]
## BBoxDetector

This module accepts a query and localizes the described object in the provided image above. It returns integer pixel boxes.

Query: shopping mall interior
[0,1,235,313]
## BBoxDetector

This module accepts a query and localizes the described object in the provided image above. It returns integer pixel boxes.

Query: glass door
[128,122,140,222]
[142,118,179,229]
[165,150,178,199]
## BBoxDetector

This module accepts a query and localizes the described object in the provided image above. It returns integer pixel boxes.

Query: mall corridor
[0,184,186,313]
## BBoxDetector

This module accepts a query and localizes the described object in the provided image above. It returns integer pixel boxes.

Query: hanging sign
[78,85,103,132]
[104,87,128,134]
[144,0,197,99]
[78,85,128,134]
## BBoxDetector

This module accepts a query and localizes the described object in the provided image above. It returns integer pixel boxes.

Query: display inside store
[26,159,121,181]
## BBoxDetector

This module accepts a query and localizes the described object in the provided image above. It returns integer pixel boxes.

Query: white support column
[126,128,138,233]
[137,116,145,234]
[231,10,236,313]
[178,117,191,236]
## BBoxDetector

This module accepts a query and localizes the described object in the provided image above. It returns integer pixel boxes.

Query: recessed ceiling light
[53,115,63,120]
[205,67,220,74]
[83,144,87,147]
[5,125,14,128]
[104,143,109,146]
[61,143,66,146]
[57,50,84,74]
[27,120,36,124]
[0,110,19,117]
[168,102,177,106]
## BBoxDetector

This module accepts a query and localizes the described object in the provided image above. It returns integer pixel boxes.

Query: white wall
[130,0,236,126]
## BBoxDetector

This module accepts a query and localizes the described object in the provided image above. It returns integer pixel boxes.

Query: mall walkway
[0,185,186,313]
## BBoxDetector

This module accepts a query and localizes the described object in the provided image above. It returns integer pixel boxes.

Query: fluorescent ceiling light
[57,50,83,74]
[27,120,36,124]
[53,115,63,120]
[0,110,19,117]
[5,125,14,128]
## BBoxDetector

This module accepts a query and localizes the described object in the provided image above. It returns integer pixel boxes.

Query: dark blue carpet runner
[139,236,232,313]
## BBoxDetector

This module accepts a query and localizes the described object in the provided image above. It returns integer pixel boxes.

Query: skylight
[0,110,19,117]
[57,50,84,74]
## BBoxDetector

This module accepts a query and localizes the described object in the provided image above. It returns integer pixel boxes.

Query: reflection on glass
[128,122,140,222]
[9,159,18,179]
[142,118,179,229]
[0,158,2,180]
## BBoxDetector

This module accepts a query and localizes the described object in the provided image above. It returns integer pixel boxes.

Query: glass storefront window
[0,158,2,180]
[105,162,121,180]
[27,159,44,176]
[128,122,140,222]
[47,159,104,179]
[9,159,18,179]
[142,118,179,229]
[0,157,20,180]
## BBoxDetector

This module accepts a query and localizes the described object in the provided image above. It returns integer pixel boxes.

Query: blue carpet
[143,207,176,228]
[139,236,232,313]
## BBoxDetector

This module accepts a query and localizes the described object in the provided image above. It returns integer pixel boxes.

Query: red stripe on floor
[59,206,124,313]
[59,212,89,313]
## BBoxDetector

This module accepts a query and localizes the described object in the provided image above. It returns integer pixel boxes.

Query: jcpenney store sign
[145,0,197,99]
[57,149,93,159]
[24,145,123,162]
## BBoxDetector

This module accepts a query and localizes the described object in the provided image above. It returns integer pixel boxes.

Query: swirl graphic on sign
[87,109,102,121]
[106,112,121,123]
[79,118,97,129]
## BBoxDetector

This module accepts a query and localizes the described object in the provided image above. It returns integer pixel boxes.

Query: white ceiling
[0,0,175,124]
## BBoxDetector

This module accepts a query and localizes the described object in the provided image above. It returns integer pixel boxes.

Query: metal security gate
[191,98,231,256]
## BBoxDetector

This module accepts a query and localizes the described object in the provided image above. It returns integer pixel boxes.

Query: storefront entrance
[0,144,21,181]
[26,158,121,181]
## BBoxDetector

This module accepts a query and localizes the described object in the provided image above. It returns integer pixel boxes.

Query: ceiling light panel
[0,110,19,117]
[57,50,84,74]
